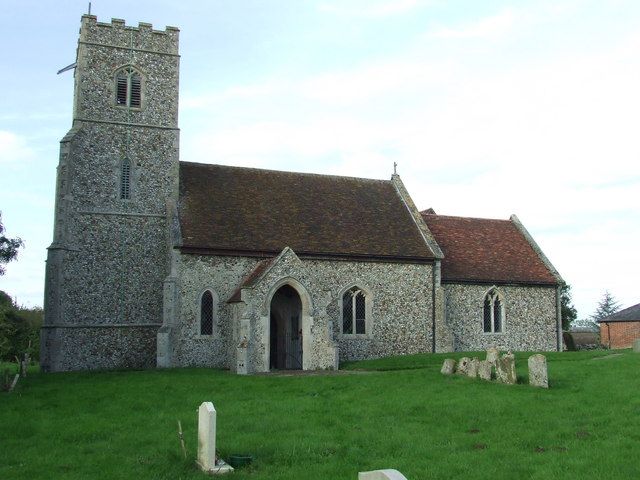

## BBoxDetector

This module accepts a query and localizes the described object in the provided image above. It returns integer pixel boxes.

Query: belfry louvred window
[115,66,141,108]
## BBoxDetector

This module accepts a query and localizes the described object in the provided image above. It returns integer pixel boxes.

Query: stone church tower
[41,16,180,371]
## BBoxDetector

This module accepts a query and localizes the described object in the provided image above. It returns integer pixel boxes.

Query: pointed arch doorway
[269,284,303,370]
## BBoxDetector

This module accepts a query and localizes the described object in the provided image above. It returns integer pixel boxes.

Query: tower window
[120,158,131,200]
[115,66,142,108]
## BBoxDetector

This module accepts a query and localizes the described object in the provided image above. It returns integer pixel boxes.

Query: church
[40,15,563,373]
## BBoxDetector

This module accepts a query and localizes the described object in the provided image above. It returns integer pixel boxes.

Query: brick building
[599,303,640,349]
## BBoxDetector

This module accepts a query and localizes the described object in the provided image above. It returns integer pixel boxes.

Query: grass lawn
[1,350,639,479]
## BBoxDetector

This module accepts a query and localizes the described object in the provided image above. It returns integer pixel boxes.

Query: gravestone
[196,402,234,475]
[486,347,500,365]
[495,353,517,384]
[358,469,408,480]
[456,357,471,375]
[467,358,479,378]
[633,339,640,353]
[441,359,456,375]
[477,360,492,381]
[528,354,548,388]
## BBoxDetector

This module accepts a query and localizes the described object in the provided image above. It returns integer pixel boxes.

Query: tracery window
[342,286,369,335]
[115,66,142,108]
[483,288,504,333]
[200,290,214,336]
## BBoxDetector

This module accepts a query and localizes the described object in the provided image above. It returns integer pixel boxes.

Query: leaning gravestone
[633,339,640,353]
[528,354,548,388]
[477,360,492,381]
[441,359,456,375]
[486,347,500,365]
[495,353,517,384]
[456,357,471,375]
[197,402,234,475]
[466,358,480,378]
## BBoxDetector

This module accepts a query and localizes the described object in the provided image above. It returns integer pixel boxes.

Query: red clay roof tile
[422,212,558,285]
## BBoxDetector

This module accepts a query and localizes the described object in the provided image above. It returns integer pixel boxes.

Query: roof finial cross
[393,162,398,175]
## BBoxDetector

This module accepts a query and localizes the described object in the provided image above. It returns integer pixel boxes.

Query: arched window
[483,288,504,333]
[120,158,131,200]
[342,286,370,335]
[200,290,214,336]
[115,66,142,108]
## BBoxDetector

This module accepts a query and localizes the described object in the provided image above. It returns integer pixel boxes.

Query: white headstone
[358,469,408,480]
[196,402,234,475]
[197,402,217,472]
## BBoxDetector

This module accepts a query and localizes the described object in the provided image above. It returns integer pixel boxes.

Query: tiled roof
[178,162,436,260]
[599,303,640,322]
[421,212,558,285]
[227,257,275,303]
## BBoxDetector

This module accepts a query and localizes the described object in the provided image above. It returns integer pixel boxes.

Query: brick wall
[600,321,640,349]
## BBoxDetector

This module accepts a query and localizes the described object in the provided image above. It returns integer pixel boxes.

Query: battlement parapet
[80,15,179,55]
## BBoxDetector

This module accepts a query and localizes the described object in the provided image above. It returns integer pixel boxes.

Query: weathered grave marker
[456,357,471,375]
[486,347,499,365]
[477,360,492,381]
[467,358,480,378]
[528,354,548,388]
[495,353,517,384]
[441,359,456,375]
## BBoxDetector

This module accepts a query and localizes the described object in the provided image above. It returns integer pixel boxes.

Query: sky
[0,0,639,320]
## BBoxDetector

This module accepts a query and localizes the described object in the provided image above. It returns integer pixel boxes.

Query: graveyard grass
[2,350,639,479]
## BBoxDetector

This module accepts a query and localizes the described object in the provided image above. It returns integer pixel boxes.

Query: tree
[0,291,42,361]
[560,283,578,331]
[0,212,24,276]
[590,291,621,323]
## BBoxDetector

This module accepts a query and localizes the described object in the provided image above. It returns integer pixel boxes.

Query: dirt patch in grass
[592,354,623,360]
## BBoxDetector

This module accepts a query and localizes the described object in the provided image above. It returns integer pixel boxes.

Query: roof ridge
[179,161,391,184]
[421,211,511,223]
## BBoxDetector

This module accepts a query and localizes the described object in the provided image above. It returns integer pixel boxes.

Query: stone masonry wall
[444,283,558,352]
[75,16,179,128]
[173,255,261,368]
[173,252,435,370]
[41,16,179,371]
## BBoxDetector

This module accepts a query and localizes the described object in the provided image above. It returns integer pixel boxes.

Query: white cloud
[0,131,35,163]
